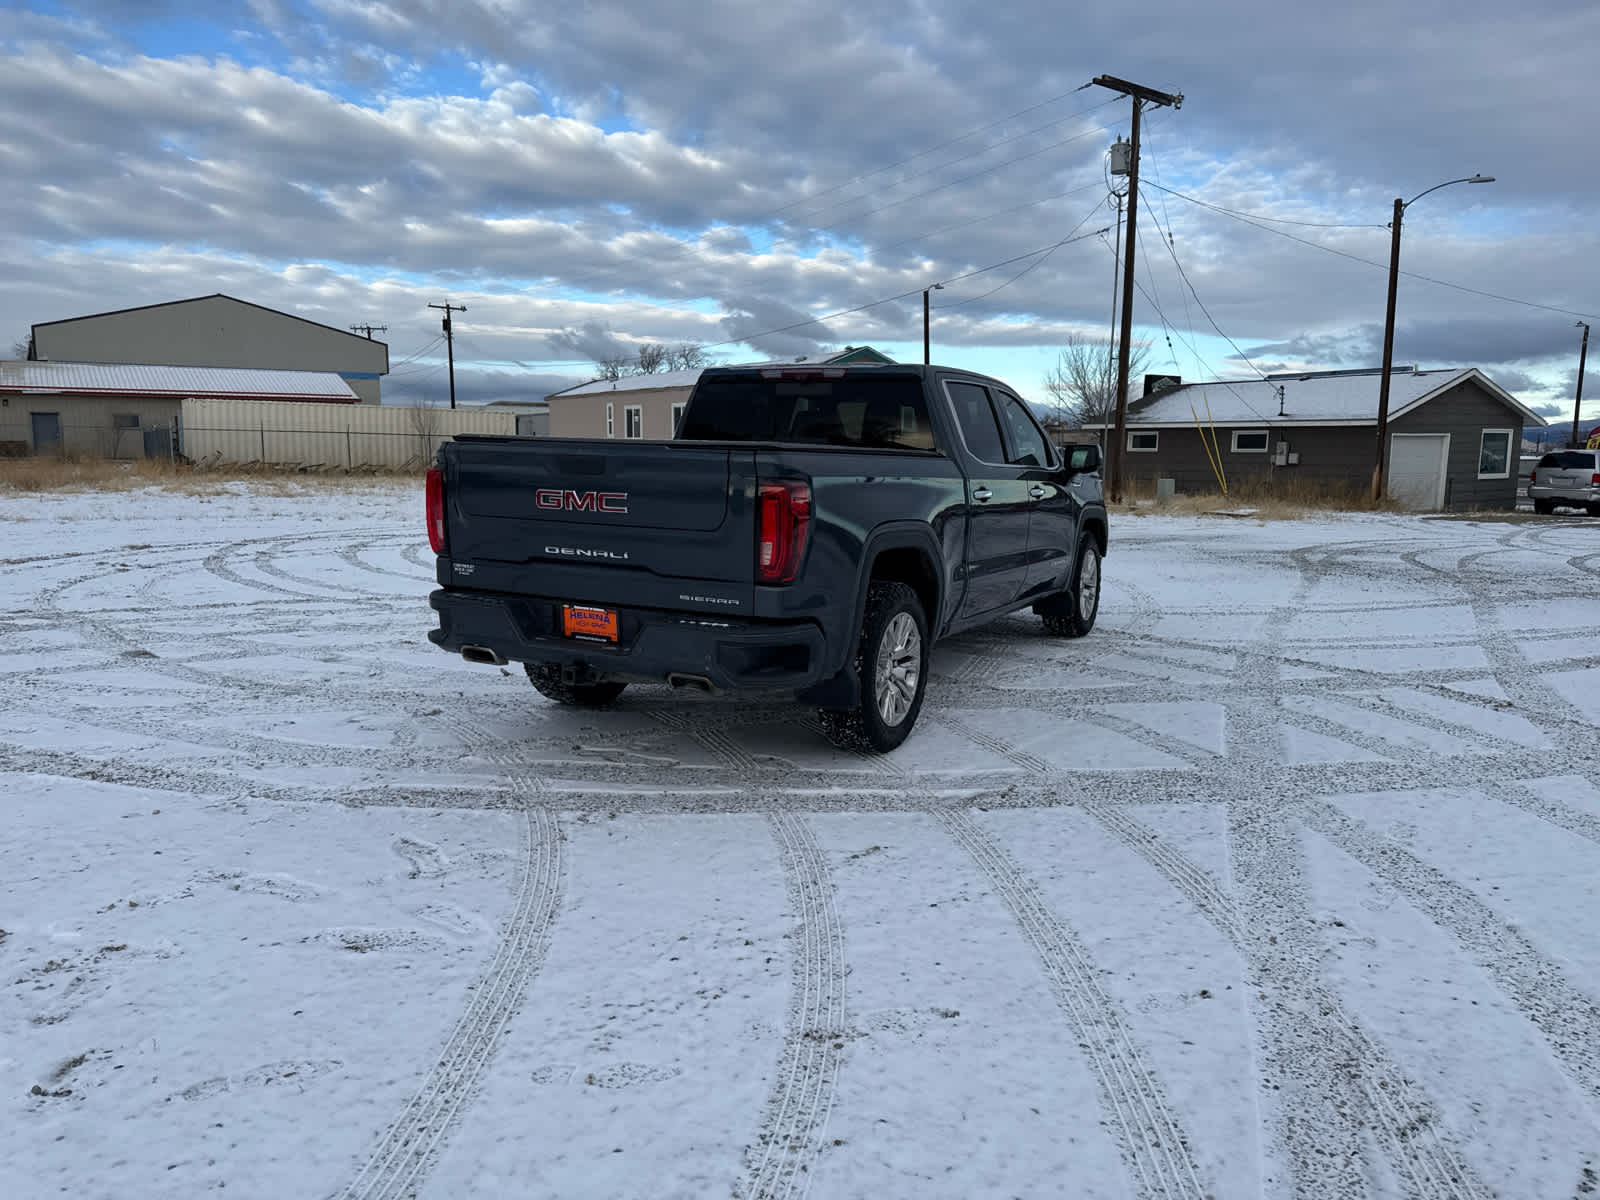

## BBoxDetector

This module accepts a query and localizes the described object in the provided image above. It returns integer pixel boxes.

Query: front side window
[995,393,1052,467]
[1477,429,1512,478]
[1129,430,1159,452]
[945,381,1007,464]
[624,405,643,439]
[1231,429,1268,453]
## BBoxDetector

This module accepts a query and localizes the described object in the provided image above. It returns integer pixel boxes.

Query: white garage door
[1387,433,1450,510]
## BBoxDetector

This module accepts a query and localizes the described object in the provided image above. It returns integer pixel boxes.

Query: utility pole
[1572,321,1590,448]
[1093,75,1183,504]
[348,323,387,340]
[428,301,466,409]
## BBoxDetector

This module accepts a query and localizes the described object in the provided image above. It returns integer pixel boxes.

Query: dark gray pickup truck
[427,363,1106,751]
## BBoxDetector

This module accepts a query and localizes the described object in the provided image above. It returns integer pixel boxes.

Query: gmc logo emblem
[535,488,628,514]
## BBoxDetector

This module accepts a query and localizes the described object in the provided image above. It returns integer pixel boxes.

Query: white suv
[1528,450,1600,515]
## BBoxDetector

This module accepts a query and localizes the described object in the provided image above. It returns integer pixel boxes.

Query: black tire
[1038,532,1100,637]
[1588,503,1600,519]
[525,663,627,707]
[818,581,928,753]
[1533,498,1555,515]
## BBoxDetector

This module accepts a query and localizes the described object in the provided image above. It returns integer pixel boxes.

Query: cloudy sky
[5,0,1599,419]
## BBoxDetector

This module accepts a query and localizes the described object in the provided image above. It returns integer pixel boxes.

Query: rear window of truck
[679,375,939,451]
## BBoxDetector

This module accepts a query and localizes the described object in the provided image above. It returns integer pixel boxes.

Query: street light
[1372,174,1495,500]
[923,282,943,365]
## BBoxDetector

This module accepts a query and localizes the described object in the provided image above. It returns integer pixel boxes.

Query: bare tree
[405,401,442,469]
[11,335,30,359]
[1043,333,1153,430]
[636,343,667,375]
[594,353,630,381]
[665,343,710,372]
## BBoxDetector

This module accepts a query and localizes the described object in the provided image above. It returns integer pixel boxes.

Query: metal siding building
[181,398,517,468]
[31,294,390,403]
[1096,367,1543,511]
[0,361,357,459]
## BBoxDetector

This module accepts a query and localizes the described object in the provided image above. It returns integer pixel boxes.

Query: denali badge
[536,488,628,513]
[545,546,630,560]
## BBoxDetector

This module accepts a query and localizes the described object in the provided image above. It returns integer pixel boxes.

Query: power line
[1143,182,1386,229]
[700,227,1110,353]
[934,203,1107,309]
[1145,180,1600,320]
[390,334,444,369]
[1139,191,1272,384]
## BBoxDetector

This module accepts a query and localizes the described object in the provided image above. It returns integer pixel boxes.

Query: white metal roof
[1100,367,1545,428]
[551,367,709,398]
[547,348,898,400]
[0,360,358,401]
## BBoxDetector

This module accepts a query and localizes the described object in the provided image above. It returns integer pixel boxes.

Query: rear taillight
[1528,470,1536,484]
[426,466,446,554]
[756,480,811,584]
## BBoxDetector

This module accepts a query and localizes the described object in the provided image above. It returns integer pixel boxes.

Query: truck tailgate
[443,438,756,609]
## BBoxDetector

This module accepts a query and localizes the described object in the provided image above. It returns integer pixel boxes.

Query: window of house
[624,405,643,439]
[605,402,615,437]
[1477,428,1512,478]
[1128,430,1159,452]
[112,413,140,431]
[671,401,687,436]
[1231,429,1268,453]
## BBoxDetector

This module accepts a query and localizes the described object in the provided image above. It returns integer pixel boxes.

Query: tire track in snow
[1299,796,1600,1109]
[1221,540,1492,1199]
[738,811,846,1200]
[937,807,1208,1200]
[1084,792,1493,1200]
[334,751,563,1200]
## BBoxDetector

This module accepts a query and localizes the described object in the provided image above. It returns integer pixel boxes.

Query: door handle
[1029,485,1047,499]
[971,486,993,502]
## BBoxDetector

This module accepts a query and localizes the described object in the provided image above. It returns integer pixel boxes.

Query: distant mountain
[1525,421,1599,446]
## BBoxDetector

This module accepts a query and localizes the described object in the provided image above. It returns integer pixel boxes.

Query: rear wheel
[1533,498,1555,514]
[1588,503,1600,518]
[525,663,627,707]
[819,581,928,753]
[1038,533,1100,637]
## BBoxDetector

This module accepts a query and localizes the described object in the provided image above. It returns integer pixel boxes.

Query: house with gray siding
[1089,367,1544,510]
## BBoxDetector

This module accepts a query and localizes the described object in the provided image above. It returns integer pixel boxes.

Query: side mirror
[1065,443,1102,473]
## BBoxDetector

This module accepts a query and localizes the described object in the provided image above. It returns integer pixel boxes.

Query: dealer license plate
[562,604,618,643]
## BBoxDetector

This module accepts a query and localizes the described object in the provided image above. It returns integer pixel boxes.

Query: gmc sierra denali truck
[427,363,1106,751]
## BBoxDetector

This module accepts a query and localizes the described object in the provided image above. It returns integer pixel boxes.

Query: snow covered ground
[3,483,1599,1200]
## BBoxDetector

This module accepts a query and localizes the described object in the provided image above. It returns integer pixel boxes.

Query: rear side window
[946,381,1007,463]
[679,374,937,450]
[994,392,1051,467]
[1537,451,1598,469]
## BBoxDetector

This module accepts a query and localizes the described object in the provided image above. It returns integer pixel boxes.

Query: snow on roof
[1115,367,1544,427]
[548,349,899,400]
[0,360,358,402]
[551,366,709,398]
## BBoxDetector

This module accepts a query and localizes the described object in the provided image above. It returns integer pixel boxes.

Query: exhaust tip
[461,645,508,666]
[667,672,716,693]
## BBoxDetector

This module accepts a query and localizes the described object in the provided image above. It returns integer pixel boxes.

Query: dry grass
[0,455,422,496]
[1115,476,1413,521]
